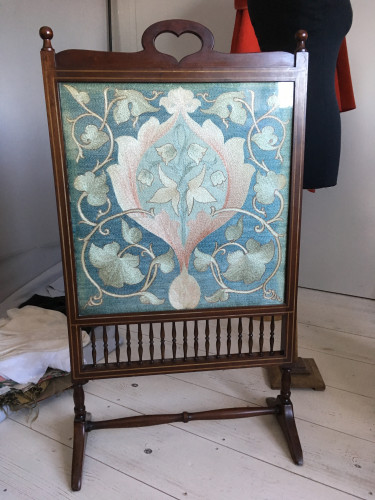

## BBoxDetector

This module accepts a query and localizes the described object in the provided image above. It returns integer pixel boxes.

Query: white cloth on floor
[0,306,89,384]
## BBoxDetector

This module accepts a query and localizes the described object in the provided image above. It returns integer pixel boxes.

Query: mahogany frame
[40,20,308,491]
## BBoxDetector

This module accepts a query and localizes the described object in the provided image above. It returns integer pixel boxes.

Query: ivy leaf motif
[223,240,275,285]
[152,248,175,274]
[187,143,207,165]
[64,84,90,106]
[80,125,109,150]
[113,89,159,124]
[156,144,177,165]
[252,126,278,151]
[149,166,180,215]
[74,172,109,206]
[139,293,165,305]
[193,248,212,272]
[205,289,229,303]
[201,92,247,125]
[225,216,244,242]
[89,242,144,288]
[121,219,142,245]
[186,166,216,215]
[254,171,287,205]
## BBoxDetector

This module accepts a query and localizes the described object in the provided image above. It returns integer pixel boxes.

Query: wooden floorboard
[1,288,375,499]
[298,287,375,338]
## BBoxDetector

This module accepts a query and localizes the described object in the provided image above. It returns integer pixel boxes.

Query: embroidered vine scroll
[59,82,294,315]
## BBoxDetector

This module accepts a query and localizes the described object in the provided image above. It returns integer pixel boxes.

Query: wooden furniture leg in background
[266,325,326,390]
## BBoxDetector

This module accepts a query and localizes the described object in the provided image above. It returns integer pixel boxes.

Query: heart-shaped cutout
[155,32,202,61]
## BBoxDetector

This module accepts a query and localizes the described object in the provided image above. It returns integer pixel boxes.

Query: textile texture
[59,82,294,315]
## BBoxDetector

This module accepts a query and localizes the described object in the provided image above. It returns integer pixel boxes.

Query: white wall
[298,0,375,299]
[112,0,235,55]
[0,0,107,302]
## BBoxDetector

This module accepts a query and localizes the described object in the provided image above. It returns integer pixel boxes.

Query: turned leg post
[280,366,292,404]
[71,383,89,491]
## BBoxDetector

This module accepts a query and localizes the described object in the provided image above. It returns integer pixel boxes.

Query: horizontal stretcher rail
[86,405,278,431]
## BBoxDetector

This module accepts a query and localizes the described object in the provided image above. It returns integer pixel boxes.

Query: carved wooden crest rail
[40,20,308,491]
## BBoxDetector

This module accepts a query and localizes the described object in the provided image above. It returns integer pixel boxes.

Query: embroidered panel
[59,82,294,315]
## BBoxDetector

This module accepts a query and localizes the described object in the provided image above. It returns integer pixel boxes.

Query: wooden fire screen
[40,20,308,490]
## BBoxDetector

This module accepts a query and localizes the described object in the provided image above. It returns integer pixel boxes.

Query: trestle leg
[266,367,303,465]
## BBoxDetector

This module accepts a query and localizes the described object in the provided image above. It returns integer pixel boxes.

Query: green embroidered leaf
[193,248,212,272]
[139,292,165,305]
[156,143,177,165]
[113,99,130,123]
[113,89,159,124]
[187,143,207,165]
[152,248,175,274]
[245,239,275,259]
[252,126,278,151]
[225,216,243,242]
[254,171,287,205]
[80,124,109,150]
[121,219,142,245]
[64,84,90,105]
[223,240,275,285]
[89,242,144,288]
[74,171,109,206]
[201,92,247,125]
[205,289,229,303]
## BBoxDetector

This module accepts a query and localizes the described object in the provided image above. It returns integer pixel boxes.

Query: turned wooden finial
[39,26,54,51]
[295,30,308,52]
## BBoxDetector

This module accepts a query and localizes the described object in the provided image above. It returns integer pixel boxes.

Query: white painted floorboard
[1,288,374,499]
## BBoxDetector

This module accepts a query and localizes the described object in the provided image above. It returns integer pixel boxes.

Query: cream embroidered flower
[160,87,201,115]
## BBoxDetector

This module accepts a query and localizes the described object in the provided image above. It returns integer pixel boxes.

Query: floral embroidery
[60,82,293,314]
